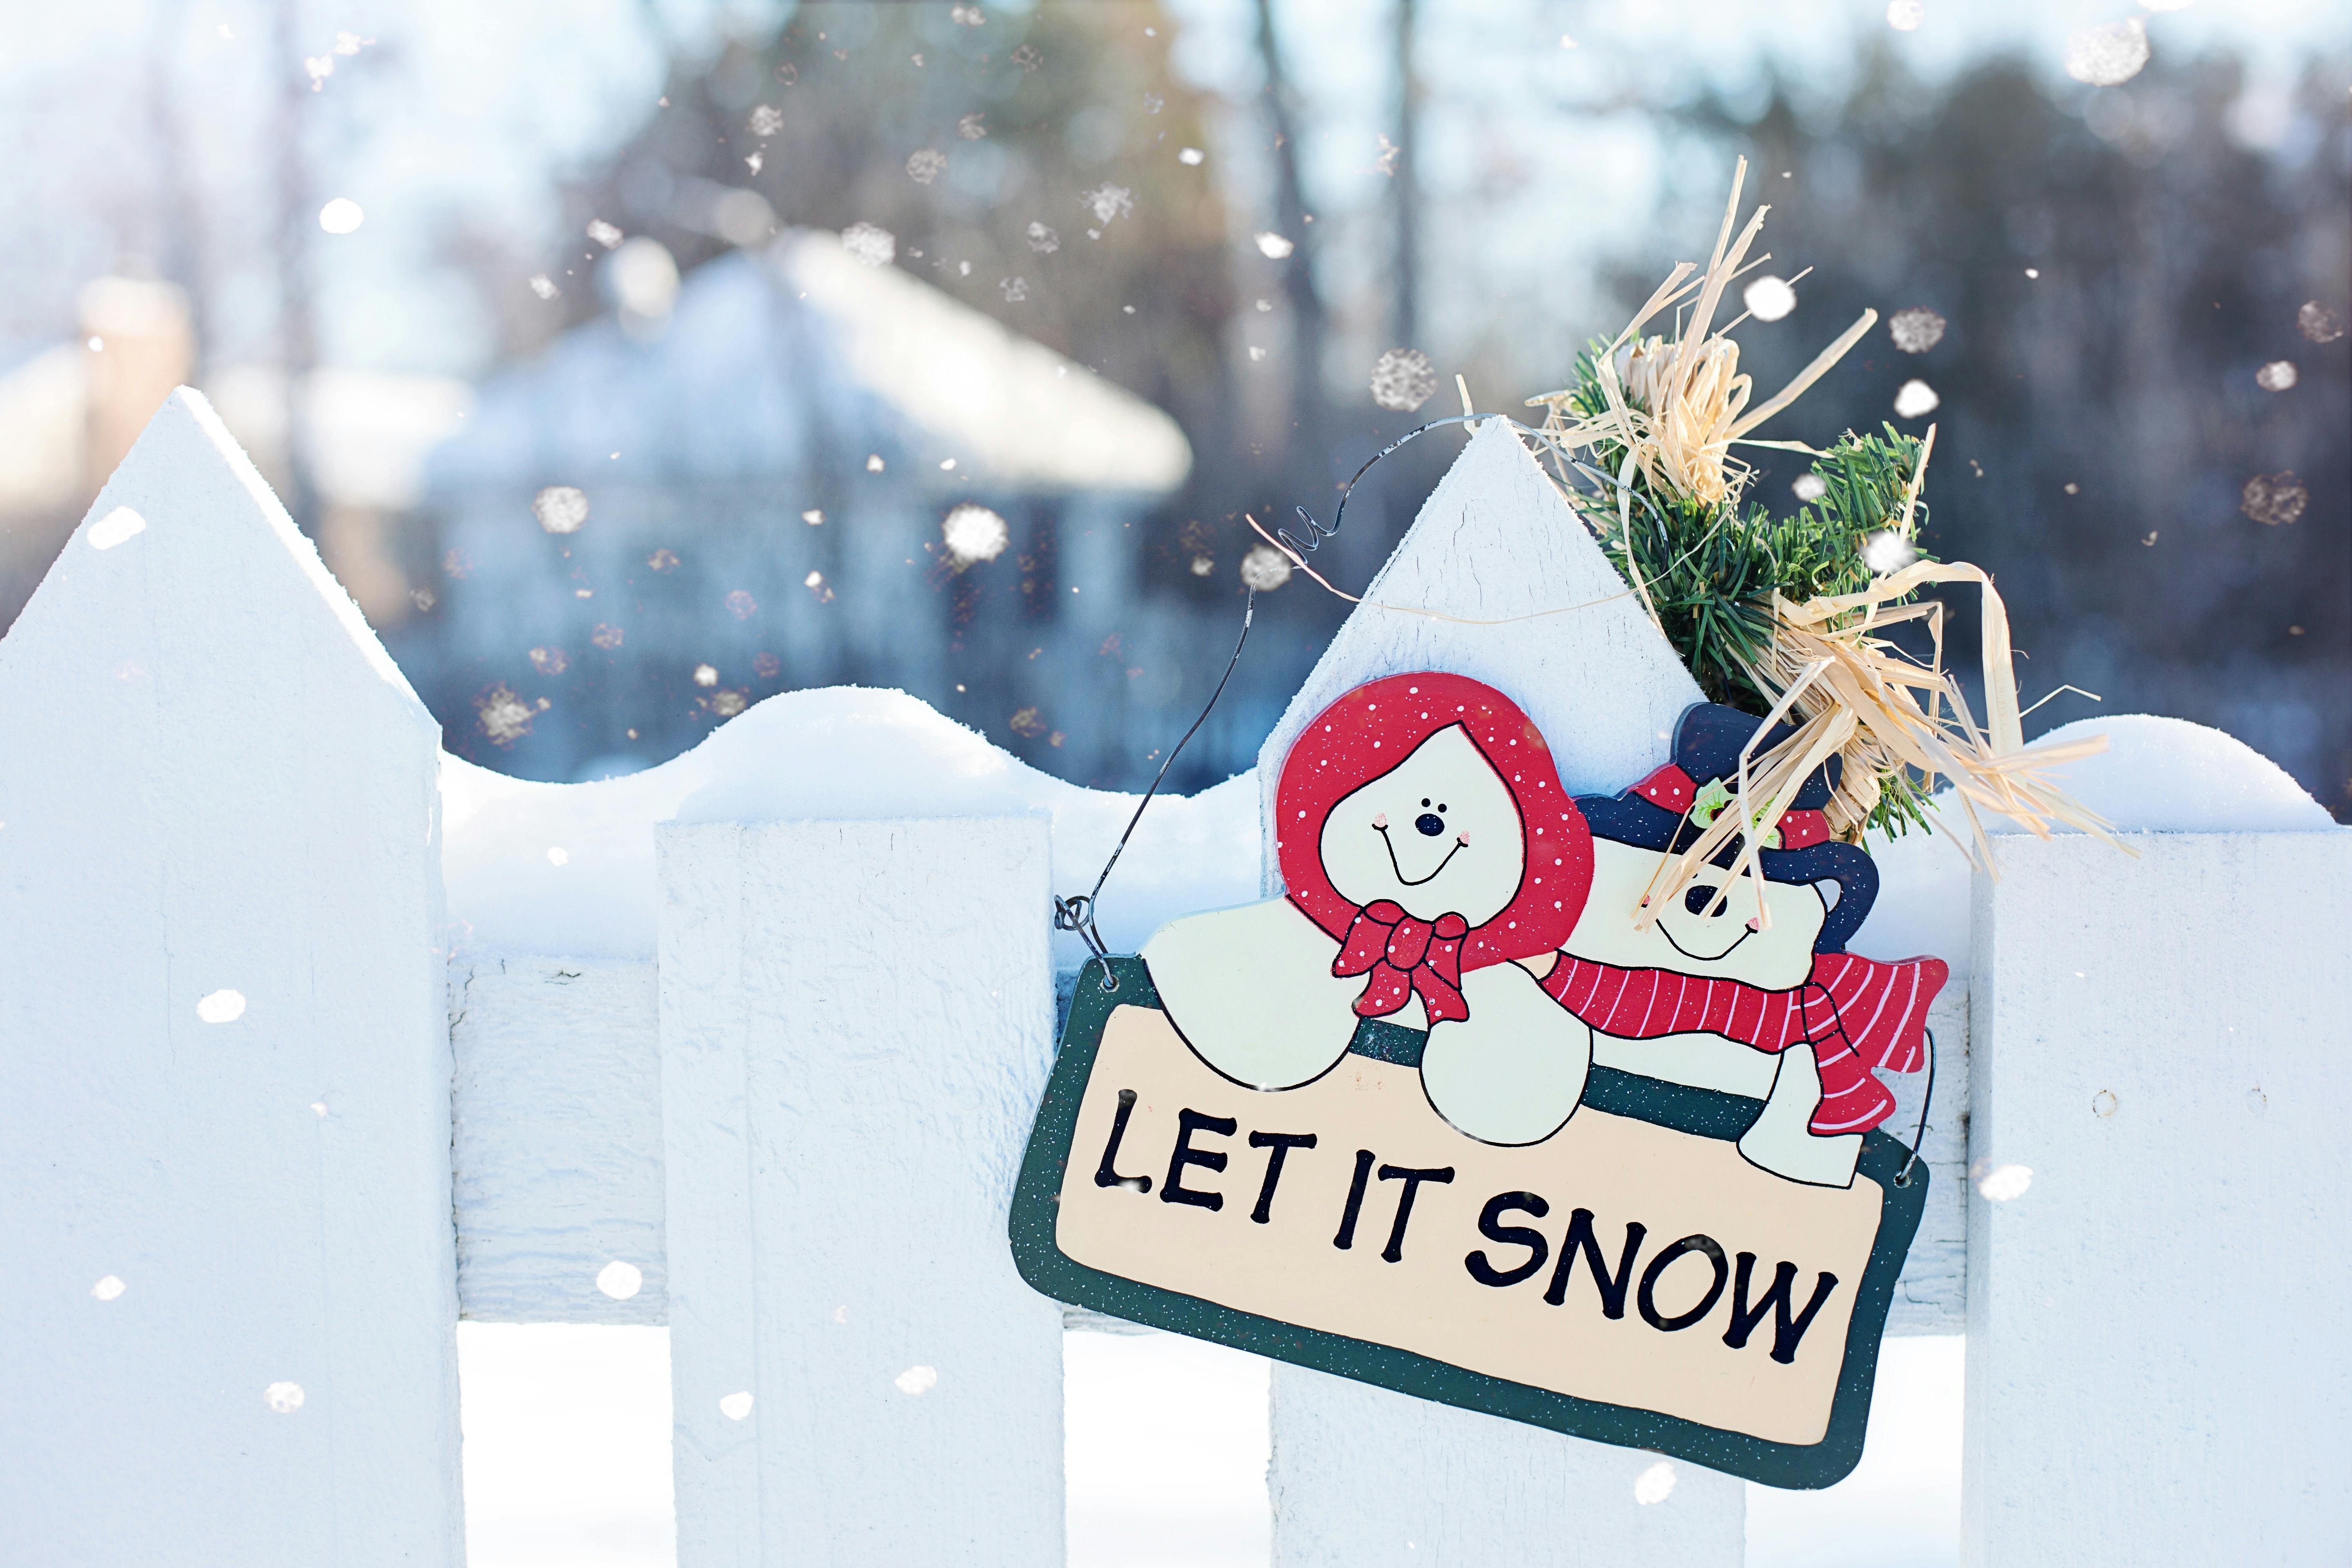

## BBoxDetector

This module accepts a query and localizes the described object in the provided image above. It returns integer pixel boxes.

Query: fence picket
[0,390,460,1564]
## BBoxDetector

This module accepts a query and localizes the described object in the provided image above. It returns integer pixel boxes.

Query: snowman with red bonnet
[1143,672,1597,1145]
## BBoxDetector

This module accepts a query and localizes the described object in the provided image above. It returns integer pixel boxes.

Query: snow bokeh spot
[1254,231,1295,259]
[91,1275,126,1302]
[88,507,147,550]
[532,486,588,534]
[1863,530,1919,576]
[1886,0,1924,30]
[2240,472,2307,526]
[586,219,624,249]
[894,1365,939,1396]
[1370,348,1438,412]
[1975,1163,2032,1202]
[1240,546,1294,592]
[2298,302,2345,343]
[840,223,896,269]
[1889,307,1947,353]
[318,198,364,234]
[748,104,783,137]
[1179,147,1204,165]
[196,989,246,1024]
[1893,379,1940,419]
[1082,185,1134,225]
[529,274,559,301]
[1634,1459,1677,1504]
[2065,19,2149,86]
[1742,276,1796,322]
[546,846,569,866]
[693,665,719,688]
[906,148,948,185]
[264,1381,306,1413]
[2254,361,2297,392]
[942,504,1011,566]
[1791,473,1828,503]
[596,1260,644,1300]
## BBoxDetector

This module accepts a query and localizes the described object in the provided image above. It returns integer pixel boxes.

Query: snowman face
[1567,837,1828,991]
[1317,724,1526,925]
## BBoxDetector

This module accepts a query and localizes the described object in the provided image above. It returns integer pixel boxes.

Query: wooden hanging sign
[1011,673,1942,1488]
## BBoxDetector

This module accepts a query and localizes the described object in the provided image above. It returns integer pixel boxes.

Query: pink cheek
[1372,813,1389,829]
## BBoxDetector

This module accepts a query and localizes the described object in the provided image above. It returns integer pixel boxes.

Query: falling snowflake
[802,509,825,524]
[708,690,748,718]
[805,571,834,602]
[2065,19,2148,87]
[748,104,783,137]
[950,3,984,22]
[866,454,885,472]
[92,1275,127,1301]
[586,218,624,248]
[528,274,559,300]
[1179,147,1205,166]
[2240,472,2308,527]
[1082,185,1134,225]
[1375,134,1401,176]
[1742,276,1796,322]
[841,222,896,267]
[318,198,364,234]
[776,62,798,85]
[693,664,719,688]
[264,1382,306,1414]
[411,587,437,611]
[1633,1459,1677,1506]
[591,624,625,649]
[595,1260,644,1300]
[2254,361,2298,392]
[528,646,568,675]
[1009,707,1047,738]
[744,151,764,175]
[196,989,246,1024]
[1248,346,1267,362]
[1792,473,1829,502]
[958,113,987,140]
[1975,1163,2033,1202]
[719,1392,755,1420]
[725,590,758,619]
[476,684,536,746]
[895,1365,940,1395]
[532,485,588,534]
[906,148,948,185]
[1893,379,1941,419]
[1885,0,1924,31]
[1027,221,1061,254]
[1240,545,1294,591]
[1889,307,1947,354]
[1010,43,1042,71]
[1370,348,1439,412]
[305,54,334,88]
[1254,231,1295,259]
[1189,555,1213,577]
[753,652,782,679]
[942,504,1012,566]
[2297,301,2345,343]
[646,548,679,572]
[1863,529,1920,575]
[334,30,370,55]
[1142,92,1164,114]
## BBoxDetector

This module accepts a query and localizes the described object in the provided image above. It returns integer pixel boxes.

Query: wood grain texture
[452,953,666,1324]
[1965,832,2352,1566]
[0,390,461,1565]
[658,818,1065,1567]
[1257,418,1743,1562]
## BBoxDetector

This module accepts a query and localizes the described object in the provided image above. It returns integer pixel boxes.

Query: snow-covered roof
[425,231,1190,499]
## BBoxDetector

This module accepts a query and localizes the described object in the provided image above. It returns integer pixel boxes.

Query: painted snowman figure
[1528,704,1947,1188]
[1143,673,1597,1146]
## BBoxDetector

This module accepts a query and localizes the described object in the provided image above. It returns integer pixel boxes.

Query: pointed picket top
[1257,419,1701,884]
[0,390,459,1563]
[0,386,427,713]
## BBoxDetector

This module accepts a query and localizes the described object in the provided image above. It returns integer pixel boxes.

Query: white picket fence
[4,390,2348,1567]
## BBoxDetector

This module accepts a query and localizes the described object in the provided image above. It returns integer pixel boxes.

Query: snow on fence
[3,390,2346,1565]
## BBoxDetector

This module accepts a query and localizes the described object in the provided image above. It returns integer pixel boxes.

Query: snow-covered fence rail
[6,394,2348,1566]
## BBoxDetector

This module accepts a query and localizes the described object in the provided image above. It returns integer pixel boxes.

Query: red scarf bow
[1332,900,1472,1024]
[1539,951,1945,1135]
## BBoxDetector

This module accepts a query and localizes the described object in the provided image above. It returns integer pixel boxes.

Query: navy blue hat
[1574,703,1876,953]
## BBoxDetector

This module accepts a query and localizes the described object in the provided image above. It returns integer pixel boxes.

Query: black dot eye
[1421,798,1430,807]
[1438,803,1448,812]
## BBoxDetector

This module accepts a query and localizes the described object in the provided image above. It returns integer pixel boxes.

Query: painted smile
[1374,822,1464,888]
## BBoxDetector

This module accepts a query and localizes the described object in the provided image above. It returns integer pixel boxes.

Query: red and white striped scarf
[1538,951,1946,1134]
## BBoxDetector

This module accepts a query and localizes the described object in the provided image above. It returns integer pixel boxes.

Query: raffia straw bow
[1631,432,2129,935]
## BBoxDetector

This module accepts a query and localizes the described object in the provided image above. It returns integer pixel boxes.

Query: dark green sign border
[1009,955,1929,1490]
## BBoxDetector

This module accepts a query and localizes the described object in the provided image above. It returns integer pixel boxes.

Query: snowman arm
[1140,897,1366,1090]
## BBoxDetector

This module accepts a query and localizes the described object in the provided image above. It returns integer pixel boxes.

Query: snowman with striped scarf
[1526,703,1946,1189]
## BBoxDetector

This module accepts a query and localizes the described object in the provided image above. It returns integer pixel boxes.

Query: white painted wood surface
[657,818,1065,1566]
[452,953,666,1324]
[1257,419,1744,1564]
[1965,831,2352,1566]
[0,390,462,1564]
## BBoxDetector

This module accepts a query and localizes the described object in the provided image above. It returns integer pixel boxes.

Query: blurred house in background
[389,230,1238,784]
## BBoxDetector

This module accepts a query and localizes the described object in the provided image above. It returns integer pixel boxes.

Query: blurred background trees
[0,0,2343,814]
